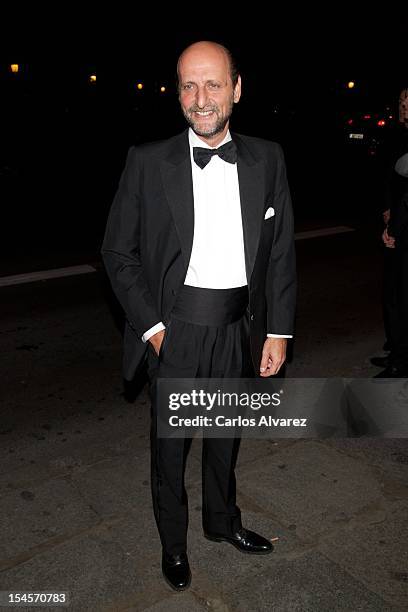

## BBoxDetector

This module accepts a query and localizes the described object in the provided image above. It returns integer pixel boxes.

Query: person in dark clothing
[372,88,408,377]
[101,41,296,590]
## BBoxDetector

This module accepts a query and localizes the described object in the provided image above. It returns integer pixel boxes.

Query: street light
[347,81,355,89]
[137,83,144,90]
[89,75,97,83]
[10,64,19,73]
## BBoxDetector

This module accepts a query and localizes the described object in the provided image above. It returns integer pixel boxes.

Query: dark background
[1,10,407,263]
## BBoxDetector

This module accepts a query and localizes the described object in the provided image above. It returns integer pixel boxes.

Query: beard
[181,95,234,138]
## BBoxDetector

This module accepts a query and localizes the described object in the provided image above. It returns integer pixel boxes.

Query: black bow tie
[193,140,237,169]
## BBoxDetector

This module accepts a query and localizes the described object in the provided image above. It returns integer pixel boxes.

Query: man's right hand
[382,227,396,249]
[149,329,166,356]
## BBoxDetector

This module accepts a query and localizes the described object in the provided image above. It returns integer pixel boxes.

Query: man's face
[178,45,241,140]
[399,89,408,126]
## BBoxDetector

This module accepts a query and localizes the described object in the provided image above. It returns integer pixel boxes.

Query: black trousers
[383,247,399,352]
[147,285,254,555]
[392,249,408,369]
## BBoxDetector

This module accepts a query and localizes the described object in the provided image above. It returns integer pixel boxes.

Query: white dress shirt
[142,128,292,342]
[184,128,247,287]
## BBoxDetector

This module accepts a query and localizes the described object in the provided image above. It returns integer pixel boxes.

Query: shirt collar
[188,127,232,150]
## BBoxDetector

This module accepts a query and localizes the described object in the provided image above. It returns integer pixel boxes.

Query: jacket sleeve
[265,144,297,335]
[101,146,161,337]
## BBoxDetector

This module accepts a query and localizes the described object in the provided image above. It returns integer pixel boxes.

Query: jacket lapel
[233,133,265,282]
[160,130,195,270]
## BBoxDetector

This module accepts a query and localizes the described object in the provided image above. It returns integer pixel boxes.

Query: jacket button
[172,289,177,296]
[250,314,254,321]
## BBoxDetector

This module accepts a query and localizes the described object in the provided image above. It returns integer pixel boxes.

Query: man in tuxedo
[101,41,296,590]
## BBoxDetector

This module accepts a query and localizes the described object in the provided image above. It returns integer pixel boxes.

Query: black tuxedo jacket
[101,129,296,380]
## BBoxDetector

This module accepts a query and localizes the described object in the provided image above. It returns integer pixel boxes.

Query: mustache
[188,106,218,113]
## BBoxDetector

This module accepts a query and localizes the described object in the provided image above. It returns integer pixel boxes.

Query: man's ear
[233,75,242,104]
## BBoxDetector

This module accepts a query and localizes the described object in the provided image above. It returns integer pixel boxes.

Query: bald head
[177,41,239,89]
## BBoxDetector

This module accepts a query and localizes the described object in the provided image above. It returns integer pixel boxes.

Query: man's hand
[259,338,287,377]
[149,329,165,356]
[382,227,396,249]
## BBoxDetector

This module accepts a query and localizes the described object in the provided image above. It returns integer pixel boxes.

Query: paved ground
[1,227,407,611]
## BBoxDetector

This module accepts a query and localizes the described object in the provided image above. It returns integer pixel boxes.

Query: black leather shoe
[370,356,390,368]
[373,365,408,378]
[162,552,191,591]
[204,527,274,554]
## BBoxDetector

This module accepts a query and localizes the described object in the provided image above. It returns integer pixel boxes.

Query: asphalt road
[1,225,407,611]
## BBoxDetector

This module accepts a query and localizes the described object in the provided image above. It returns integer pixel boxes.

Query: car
[343,109,396,157]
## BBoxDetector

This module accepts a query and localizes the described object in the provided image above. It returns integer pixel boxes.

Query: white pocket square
[264,207,275,220]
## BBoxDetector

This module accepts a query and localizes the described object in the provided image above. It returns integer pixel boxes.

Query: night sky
[1,9,407,104]
[1,8,407,257]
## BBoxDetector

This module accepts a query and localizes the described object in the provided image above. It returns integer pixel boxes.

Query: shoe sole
[204,534,274,554]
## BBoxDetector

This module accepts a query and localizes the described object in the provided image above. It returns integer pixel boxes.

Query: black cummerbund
[171,284,249,327]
